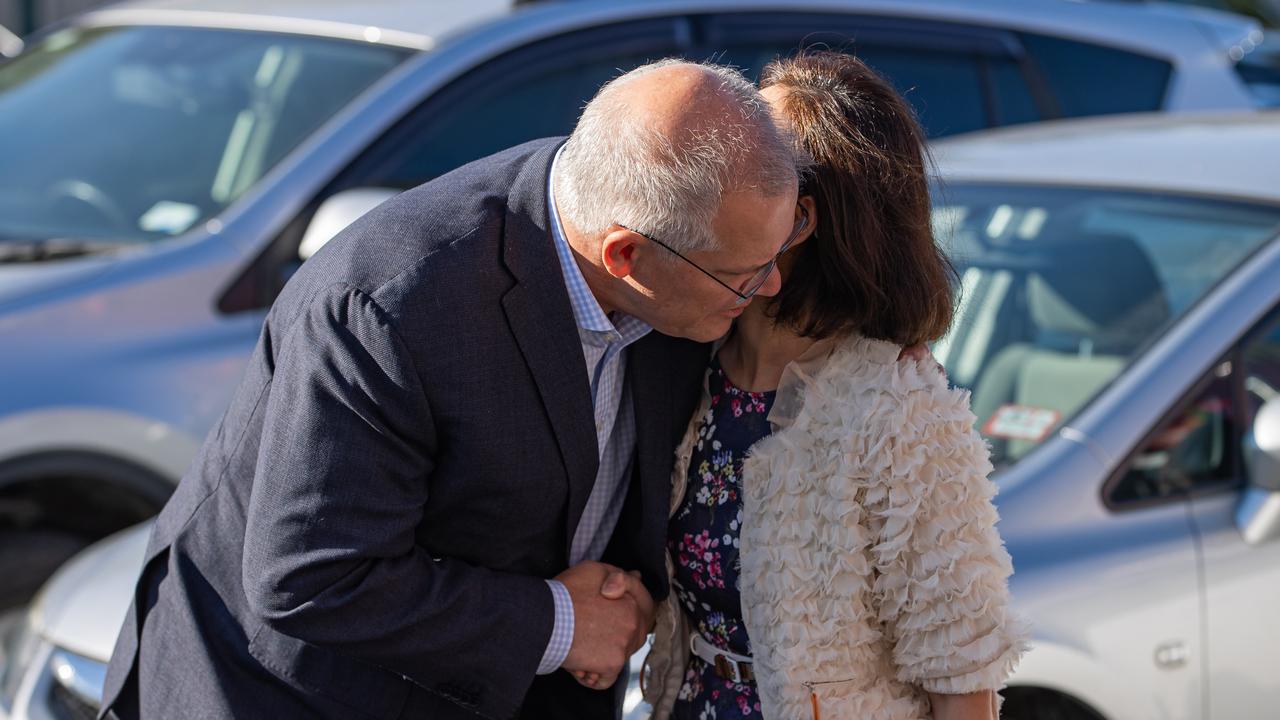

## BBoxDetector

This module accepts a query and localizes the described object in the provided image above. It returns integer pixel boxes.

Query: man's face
[627,189,799,342]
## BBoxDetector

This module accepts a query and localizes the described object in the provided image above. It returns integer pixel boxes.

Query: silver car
[7,110,1280,720]
[0,0,1275,616]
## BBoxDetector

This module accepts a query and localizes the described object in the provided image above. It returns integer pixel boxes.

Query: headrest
[1027,231,1170,354]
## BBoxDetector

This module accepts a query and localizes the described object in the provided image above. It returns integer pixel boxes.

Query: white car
[6,111,1280,720]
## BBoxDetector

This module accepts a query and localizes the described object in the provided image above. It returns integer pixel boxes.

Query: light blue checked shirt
[537,148,654,674]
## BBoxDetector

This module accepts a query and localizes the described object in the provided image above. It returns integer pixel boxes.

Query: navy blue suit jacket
[100,138,709,720]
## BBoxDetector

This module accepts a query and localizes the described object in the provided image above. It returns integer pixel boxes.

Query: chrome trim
[78,9,433,50]
[1237,487,1280,545]
[48,649,106,709]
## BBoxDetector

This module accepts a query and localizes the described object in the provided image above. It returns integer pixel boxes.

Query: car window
[1110,307,1280,507]
[1235,37,1280,108]
[0,25,409,246]
[340,18,685,190]
[987,58,1041,127]
[1112,363,1238,505]
[1019,31,1172,117]
[695,12,1038,138]
[1243,309,1280,432]
[851,47,990,136]
[709,42,991,136]
[931,184,1280,471]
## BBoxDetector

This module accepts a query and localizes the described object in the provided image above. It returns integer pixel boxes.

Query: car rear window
[1235,38,1280,107]
[1020,32,1173,117]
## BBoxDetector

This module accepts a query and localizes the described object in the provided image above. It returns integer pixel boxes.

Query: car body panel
[1191,489,1280,716]
[28,524,151,662]
[933,111,1280,204]
[0,411,199,485]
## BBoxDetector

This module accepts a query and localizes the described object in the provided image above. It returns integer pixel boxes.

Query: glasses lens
[739,262,775,298]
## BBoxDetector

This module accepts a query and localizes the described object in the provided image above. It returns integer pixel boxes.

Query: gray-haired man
[101,59,802,720]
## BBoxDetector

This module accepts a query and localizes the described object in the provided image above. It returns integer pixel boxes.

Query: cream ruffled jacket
[643,335,1030,719]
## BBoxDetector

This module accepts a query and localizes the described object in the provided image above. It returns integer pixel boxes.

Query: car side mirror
[298,188,399,261]
[1236,397,1280,545]
[0,25,22,60]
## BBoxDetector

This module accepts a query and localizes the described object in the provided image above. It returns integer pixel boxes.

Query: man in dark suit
[100,60,802,719]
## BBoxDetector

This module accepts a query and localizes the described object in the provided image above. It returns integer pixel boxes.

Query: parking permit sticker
[982,404,1061,442]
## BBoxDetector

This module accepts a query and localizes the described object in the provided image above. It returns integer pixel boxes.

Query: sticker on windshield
[982,404,1061,442]
[139,201,200,235]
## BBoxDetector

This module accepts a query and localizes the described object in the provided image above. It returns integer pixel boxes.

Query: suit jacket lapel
[499,139,600,559]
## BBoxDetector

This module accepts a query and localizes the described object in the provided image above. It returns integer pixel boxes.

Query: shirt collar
[548,146,652,346]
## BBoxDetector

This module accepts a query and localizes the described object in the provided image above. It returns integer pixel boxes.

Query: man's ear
[601,227,642,279]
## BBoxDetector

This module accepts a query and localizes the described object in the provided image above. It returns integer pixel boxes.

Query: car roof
[77,0,1259,57]
[931,110,1280,204]
[78,0,518,50]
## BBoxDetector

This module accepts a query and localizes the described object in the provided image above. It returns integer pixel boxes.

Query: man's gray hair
[554,59,800,254]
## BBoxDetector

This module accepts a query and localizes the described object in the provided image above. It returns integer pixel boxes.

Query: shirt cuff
[537,579,575,674]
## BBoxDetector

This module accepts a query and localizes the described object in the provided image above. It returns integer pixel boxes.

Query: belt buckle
[713,653,752,684]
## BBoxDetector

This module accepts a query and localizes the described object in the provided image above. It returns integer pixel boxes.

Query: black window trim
[1101,354,1246,513]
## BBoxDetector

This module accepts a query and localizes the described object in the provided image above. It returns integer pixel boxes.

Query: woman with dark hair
[641,52,1029,720]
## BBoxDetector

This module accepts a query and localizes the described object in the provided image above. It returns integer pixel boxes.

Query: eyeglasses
[619,205,809,306]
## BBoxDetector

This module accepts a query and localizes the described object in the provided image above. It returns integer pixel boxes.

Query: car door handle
[1154,641,1190,669]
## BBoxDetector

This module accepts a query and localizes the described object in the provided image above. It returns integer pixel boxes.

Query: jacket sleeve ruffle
[865,366,1031,695]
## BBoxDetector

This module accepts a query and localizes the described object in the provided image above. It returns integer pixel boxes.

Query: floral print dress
[668,356,775,720]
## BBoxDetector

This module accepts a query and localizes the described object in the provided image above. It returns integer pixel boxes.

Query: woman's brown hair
[760,51,956,346]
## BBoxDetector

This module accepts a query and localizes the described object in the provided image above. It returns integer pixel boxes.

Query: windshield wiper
[0,237,135,263]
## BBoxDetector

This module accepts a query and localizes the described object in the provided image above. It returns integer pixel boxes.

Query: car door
[1182,304,1280,718]
[1105,298,1280,719]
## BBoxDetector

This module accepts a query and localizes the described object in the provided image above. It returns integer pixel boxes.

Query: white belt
[689,632,755,684]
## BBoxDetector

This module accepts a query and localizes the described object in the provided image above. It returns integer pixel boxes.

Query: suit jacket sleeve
[241,283,555,713]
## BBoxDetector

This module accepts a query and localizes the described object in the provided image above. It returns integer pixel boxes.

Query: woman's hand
[928,690,998,720]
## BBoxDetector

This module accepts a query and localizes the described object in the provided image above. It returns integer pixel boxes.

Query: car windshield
[931,183,1280,470]
[0,25,409,251]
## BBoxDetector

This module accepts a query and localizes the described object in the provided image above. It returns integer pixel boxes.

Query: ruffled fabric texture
[739,336,1029,719]
[646,335,1029,719]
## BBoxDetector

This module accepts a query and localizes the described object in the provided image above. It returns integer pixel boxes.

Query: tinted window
[1020,32,1171,117]
[1110,306,1280,507]
[1243,310,1280,433]
[859,47,988,136]
[1112,363,1237,505]
[698,12,1033,137]
[706,41,990,135]
[987,57,1040,127]
[1235,37,1280,108]
[345,19,683,189]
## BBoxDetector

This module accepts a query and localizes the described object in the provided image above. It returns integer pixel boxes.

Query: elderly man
[100,59,802,720]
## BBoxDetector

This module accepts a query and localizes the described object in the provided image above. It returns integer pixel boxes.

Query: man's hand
[557,562,654,691]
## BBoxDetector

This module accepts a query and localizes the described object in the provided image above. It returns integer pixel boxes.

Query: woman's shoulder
[812,334,975,424]
[820,335,948,391]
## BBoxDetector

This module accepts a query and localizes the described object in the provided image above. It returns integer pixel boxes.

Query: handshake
[555,560,656,691]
